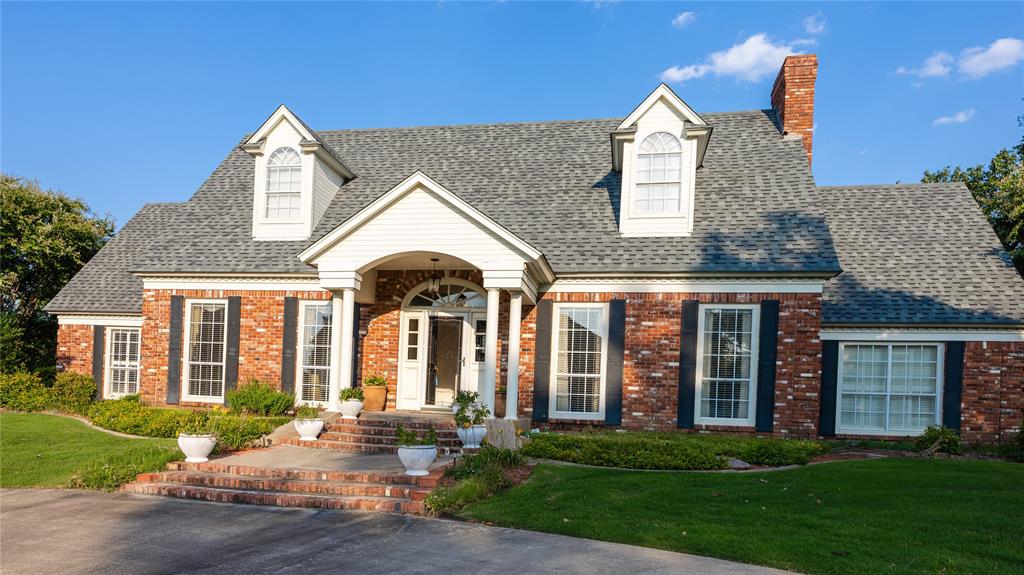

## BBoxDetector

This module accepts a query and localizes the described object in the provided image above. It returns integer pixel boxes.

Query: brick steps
[286,412,462,454]
[123,458,448,514]
[319,431,460,446]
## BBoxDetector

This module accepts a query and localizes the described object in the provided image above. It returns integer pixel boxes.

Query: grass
[0,412,180,489]
[461,459,1024,575]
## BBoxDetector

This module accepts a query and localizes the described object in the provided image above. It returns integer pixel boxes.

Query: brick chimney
[771,54,818,165]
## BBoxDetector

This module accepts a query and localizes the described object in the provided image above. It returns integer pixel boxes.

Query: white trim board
[548,278,824,294]
[57,315,143,327]
[140,275,322,292]
[820,328,1024,342]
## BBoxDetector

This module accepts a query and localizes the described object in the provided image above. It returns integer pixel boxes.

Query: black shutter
[224,296,242,402]
[532,299,553,422]
[280,297,298,395]
[166,295,184,404]
[943,342,965,431]
[352,302,361,387]
[92,326,105,399]
[604,299,626,426]
[819,341,839,437]
[755,300,780,432]
[677,300,699,429]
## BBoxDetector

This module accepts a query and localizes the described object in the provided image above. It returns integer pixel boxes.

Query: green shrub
[50,372,97,414]
[209,414,290,450]
[340,387,364,402]
[363,375,387,387]
[915,425,962,455]
[178,410,210,435]
[294,403,320,419]
[446,445,524,481]
[395,424,437,446]
[0,372,52,412]
[739,439,825,466]
[66,444,181,491]
[226,380,294,416]
[1003,432,1024,462]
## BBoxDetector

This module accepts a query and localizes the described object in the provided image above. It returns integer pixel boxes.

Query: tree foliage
[922,120,1024,277]
[0,174,114,375]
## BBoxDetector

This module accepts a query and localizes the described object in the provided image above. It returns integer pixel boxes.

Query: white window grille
[184,302,227,401]
[299,302,332,404]
[838,344,942,434]
[550,304,608,419]
[265,147,302,219]
[635,132,682,214]
[106,328,140,398]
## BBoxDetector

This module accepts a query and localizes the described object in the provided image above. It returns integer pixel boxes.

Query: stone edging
[40,411,153,440]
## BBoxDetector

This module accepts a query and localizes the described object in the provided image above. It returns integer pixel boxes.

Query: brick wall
[521,292,824,437]
[771,54,818,165]
[961,341,1024,443]
[56,324,93,375]
[139,288,330,406]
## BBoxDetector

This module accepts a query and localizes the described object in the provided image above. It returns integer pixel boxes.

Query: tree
[922,121,1024,278]
[0,174,114,376]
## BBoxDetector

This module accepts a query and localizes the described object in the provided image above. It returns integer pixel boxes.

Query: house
[47,55,1024,443]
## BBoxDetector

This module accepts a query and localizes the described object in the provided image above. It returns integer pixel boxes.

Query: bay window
[838,344,942,435]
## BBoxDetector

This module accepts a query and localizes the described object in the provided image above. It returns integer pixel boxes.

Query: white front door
[397,310,480,410]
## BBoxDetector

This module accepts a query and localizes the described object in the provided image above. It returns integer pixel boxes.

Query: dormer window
[634,132,682,214]
[265,147,302,220]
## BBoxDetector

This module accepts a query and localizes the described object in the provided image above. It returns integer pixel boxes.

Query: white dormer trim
[616,84,708,131]
[242,105,351,241]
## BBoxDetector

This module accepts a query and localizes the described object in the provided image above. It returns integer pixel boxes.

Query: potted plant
[177,410,216,463]
[452,390,481,414]
[293,403,324,441]
[362,375,388,412]
[454,393,490,449]
[395,424,438,476]
[339,387,364,419]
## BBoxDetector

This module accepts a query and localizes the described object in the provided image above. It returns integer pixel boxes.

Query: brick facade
[54,281,1022,443]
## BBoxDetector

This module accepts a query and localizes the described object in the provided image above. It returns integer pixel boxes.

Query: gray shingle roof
[815,183,1024,326]
[45,202,182,314]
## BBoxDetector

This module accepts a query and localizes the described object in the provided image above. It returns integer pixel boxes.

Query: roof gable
[616,84,708,131]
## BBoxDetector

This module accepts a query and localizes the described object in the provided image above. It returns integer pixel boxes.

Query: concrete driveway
[1,489,797,575]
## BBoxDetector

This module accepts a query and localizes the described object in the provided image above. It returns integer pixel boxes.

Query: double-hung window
[549,303,608,420]
[838,344,942,435]
[105,327,140,398]
[265,147,302,220]
[298,302,332,404]
[184,301,227,402]
[634,132,682,215]
[695,305,759,426]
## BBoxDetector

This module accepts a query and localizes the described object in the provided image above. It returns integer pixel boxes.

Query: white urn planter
[340,400,363,420]
[293,418,325,441]
[456,424,488,449]
[177,434,217,463]
[397,445,437,476]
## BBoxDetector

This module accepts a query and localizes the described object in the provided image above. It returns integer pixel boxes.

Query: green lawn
[461,459,1024,575]
[0,412,180,489]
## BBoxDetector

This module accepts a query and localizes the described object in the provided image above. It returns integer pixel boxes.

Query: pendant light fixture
[428,258,441,295]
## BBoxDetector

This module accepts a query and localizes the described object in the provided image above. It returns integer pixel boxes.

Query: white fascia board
[547,278,824,294]
[298,171,546,265]
[57,315,143,327]
[244,105,317,148]
[616,84,708,132]
[138,274,321,292]
[820,328,1024,342]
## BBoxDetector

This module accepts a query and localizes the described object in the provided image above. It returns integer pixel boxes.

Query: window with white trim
[299,302,332,404]
[106,327,140,398]
[634,132,682,214]
[696,305,759,425]
[406,317,420,360]
[184,301,227,401]
[838,344,942,435]
[265,147,302,220]
[550,304,608,419]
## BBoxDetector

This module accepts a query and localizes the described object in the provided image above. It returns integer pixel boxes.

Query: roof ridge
[817,182,967,191]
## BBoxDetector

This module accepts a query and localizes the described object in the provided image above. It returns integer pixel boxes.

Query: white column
[338,287,356,395]
[327,293,344,411]
[482,287,500,415]
[504,291,522,419]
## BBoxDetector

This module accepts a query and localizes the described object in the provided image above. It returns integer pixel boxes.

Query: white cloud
[660,34,801,84]
[895,51,954,78]
[803,12,826,35]
[672,11,696,28]
[932,109,976,126]
[958,37,1024,79]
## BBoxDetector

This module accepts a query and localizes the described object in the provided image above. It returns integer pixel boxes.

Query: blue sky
[2,1,1022,228]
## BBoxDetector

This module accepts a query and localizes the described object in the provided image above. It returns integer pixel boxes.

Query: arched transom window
[406,280,486,308]
[265,147,302,219]
[634,132,682,214]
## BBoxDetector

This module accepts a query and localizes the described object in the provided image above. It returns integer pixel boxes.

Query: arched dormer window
[634,132,682,214]
[265,147,302,219]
